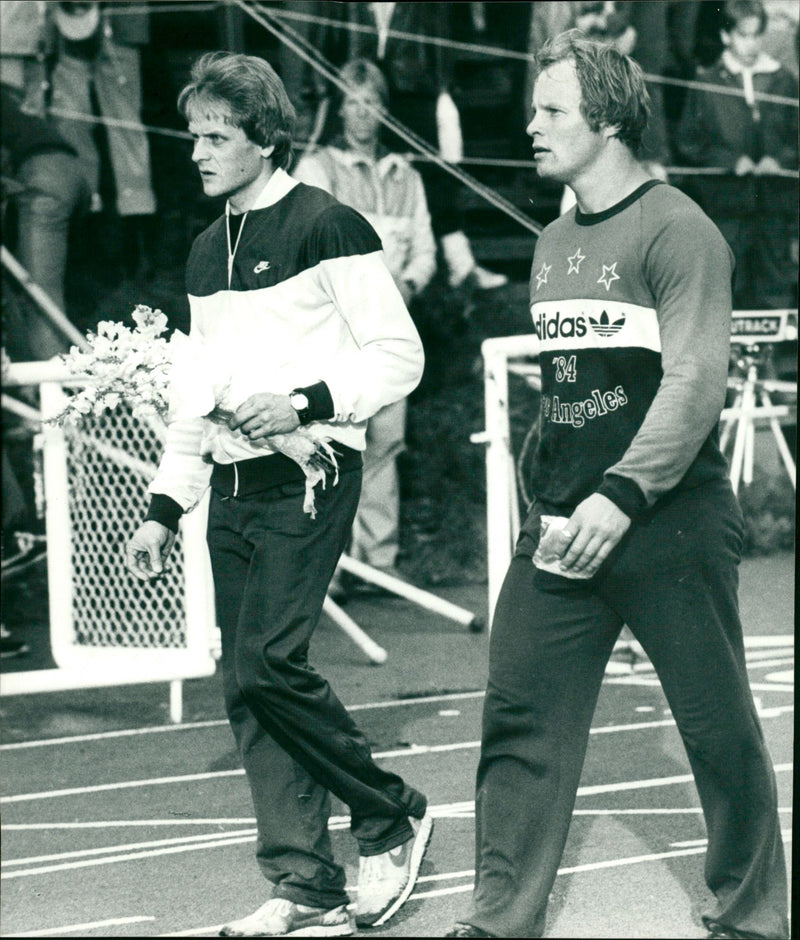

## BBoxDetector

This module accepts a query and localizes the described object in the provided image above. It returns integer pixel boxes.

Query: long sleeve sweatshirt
[525,180,733,521]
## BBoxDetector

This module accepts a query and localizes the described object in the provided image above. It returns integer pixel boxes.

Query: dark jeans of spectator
[384,91,462,239]
[15,150,90,358]
[716,212,798,311]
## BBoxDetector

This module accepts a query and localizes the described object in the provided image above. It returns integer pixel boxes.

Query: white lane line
[2,708,792,804]
[1,829,256,868]
[7,806,795,832]
[671,829,794,848]
[5,772,793,880]
[375,740,480,760]
[591,719,675,734]
[1,836,254,879]
[2,805,474,871]
[742,657,795,669]
[741,635,794,647]
[743,649,794,660]
[0,692,488,751]
[3,640,792,753]
[574,806,793,816]
[1,769,245,804]
[577,762,792,797]
[3,818,259,830]
[0,720,230,751]
[607,676,794,692]
[3,916,155,937]
[766,670,793,683]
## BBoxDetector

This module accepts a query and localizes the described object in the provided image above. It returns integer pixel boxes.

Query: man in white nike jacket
[125,52,432,938]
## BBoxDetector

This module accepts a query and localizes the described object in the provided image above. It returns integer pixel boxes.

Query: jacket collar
[326,135,406,173]
[228,166,297,215]
[721,49,781,76]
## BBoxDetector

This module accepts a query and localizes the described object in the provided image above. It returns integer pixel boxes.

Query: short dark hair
[339,58,389,107]
[178,52,296,169]
[722,0,767,35]
[533,29,650,155]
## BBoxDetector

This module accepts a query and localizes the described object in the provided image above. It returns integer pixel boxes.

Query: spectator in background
[294,58,436,599]
[619,1,676,170]
[677,0,799,310]
[45,1,157,280]
[761,0,799,75]
[0,1,49,108]
[1,82,89,360]
[287,2,508,291]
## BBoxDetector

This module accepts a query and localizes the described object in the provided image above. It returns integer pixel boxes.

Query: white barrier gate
[1,362,217,721]
[471,334,541,622]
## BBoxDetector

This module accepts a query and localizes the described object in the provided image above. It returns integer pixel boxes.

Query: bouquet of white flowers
[53,304,339,516]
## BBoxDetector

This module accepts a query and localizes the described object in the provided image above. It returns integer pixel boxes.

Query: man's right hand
[125,521,176,581]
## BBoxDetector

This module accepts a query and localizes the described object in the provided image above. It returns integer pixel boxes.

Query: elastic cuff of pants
[273,885,351,911]
[357,819,414,857]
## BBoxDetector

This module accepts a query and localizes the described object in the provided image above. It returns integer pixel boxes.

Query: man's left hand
[228,393,300,445]
[556,493,631,577]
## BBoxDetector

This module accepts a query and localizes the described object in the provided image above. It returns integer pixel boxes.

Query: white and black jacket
[147,168,424,524]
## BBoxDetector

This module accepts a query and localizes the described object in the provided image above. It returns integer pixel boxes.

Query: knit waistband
[210,442,361,498]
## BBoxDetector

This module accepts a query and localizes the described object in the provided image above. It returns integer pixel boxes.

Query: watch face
[291,393,309,410]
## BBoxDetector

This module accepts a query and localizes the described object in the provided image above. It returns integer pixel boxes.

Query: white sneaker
[355,812,434,927]
[219,897,353,937]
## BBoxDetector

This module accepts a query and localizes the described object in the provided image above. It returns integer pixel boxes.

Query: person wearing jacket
[286,2,507,290]
[677,0,799,309]
[124,52,432,938]
[294,57,436,595]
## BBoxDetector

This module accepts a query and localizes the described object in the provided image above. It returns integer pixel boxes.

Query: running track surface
[1,561,794,938]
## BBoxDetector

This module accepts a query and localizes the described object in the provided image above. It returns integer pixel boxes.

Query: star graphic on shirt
[597,262,620,292]
[567,248,585,274]
[535,262,551,290]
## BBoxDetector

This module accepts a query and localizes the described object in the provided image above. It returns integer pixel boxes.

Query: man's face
[526,59,606,185]
[341,85,383,147]
[187,101,268,205]
[723,16,764,68]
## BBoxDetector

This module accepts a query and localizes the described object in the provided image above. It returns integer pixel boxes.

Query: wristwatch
[289,390,312,425]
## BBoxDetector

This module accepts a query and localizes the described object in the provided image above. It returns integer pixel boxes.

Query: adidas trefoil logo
[253,260,271,274]
[589,310,626,336]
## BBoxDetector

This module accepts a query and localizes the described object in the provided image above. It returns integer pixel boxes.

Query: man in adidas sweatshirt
[447,31,788,940]
[125,53,431,938]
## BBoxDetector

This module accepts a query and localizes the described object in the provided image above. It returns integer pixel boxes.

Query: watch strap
[291,381,334,424]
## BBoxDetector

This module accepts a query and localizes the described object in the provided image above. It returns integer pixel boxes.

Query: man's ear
[260,143,275,159]
[602,123,622,142]
[720,28,732,47]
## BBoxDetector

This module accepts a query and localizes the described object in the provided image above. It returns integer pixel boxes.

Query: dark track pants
[466,480,788,938]
[207,469,427,909]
